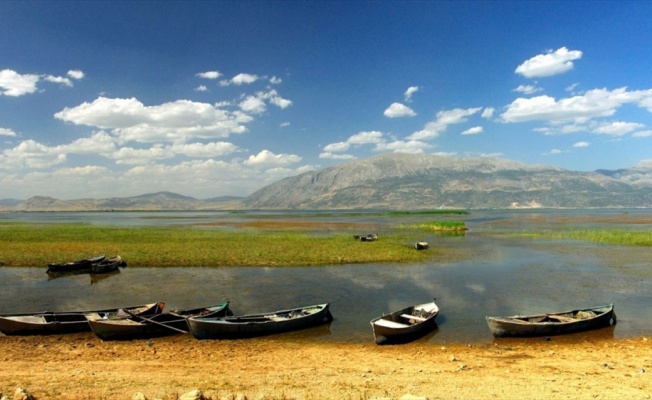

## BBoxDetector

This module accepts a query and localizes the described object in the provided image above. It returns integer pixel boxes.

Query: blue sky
[2,1,652,200]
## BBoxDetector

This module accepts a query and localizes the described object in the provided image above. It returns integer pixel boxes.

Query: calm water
[1,209,651,343]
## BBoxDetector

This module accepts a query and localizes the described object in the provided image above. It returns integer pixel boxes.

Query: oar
[121,309,189,334]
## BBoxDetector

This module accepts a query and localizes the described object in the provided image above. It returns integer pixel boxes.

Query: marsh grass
[0,223,431,267]
[400,220,467,231]
[513,229,652,246]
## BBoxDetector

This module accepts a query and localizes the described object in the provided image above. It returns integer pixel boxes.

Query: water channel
[1,209,651,344]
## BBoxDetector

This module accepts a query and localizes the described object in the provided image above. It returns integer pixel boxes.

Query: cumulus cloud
[195,85,208,92]
[573,141,590,148]
[384,102,416,118]
[593,121,644,136]
[244,149,301,167]
[196,71,222,79]
[0,139,67,169]
[481,108,495,119]
[373,139,432,154]
[43,75,73,87]
[269,76,282,84]
[633,130,652,137]
[461,126,483,135]
[515,47,583,78]
[67,70,85,80]
[407,107,482,140]
[54,97,250,143]
[404,86,419,102]
[220,73,259,86]
[319,152,356,160]
[501,87,652,124]
[0,69,40,96]
[0,128,17,137]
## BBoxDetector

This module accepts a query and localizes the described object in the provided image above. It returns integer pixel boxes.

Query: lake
[1,209,651,344]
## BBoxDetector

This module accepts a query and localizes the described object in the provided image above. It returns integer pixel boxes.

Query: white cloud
[0,128,17,137]
[384,102,416,118]
[407,107,482,140]
[44,75,73,87]
[244,149,301,167]
[269,76,282,84]
[347,131,384,145]
[0,139,67,169]
[238,96,267,114]
[573,141,590,148]
[279,122,290,128]
[373,140,432,154]
[404,86,419,102]
[513,84,542,95]
[633,130,652,137]
[515,47,583,78]
[319,152,356,160]
[220,73,259,86]
[593,121,644,136]
[54,97,250,143]
[323,141,350,152]
[196,71,221,79]
[195,85,208,92]
[481,108,495,119]
[0,69,40,96]
[461,126,483,135]
[501,87,652,124]
[67,70,85,80]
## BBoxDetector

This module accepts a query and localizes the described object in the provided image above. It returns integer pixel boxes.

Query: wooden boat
[91,255,126,274]
[0,302,164,336]
[87,301,231,340]
[414,241,429,250]
[46,254,105,274]
[188,303,333,339]
[486,304,616,337]
[370,300,439,345]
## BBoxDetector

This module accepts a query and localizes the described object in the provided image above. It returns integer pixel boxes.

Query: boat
[0,302,164,336]
[370,299,439,345]
[87,301,231,340]
[414,241,429,250]
[91,255,126,274]
[188,303,333,339]
[485,304,616,337]
[46,254,105,274]
[358,234,378,242]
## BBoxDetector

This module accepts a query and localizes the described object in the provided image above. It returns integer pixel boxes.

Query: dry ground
[1,333,651,400]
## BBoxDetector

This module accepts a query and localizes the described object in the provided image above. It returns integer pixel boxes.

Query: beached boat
[486,304,616,337]
[0,302,164,336]
[188,303,333,339]
[370,300,439,345]
[91,255,126,274]
[414,241,429,250]
[87,301,231,340]
[46,254,105,274]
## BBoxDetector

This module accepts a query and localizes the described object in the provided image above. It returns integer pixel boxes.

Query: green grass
[513,229,652,246]
[0,223,433,267]
[400,220,468,231]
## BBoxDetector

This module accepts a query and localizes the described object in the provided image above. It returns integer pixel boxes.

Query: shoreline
[1,332,651,399]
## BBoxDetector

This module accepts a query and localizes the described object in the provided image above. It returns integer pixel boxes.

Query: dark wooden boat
[91,255,126,274]
[188,303,333,339]
[46,254,105,274]
[0,302,164,336]
[486,304,616,337]
[87,301,231,340]
[414,241,429,250]
[370,300,439,345]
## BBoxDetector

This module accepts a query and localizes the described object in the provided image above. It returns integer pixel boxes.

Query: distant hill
[244,153,652,209]
[3,155,652,211]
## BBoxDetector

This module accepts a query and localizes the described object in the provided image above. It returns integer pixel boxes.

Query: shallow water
[1,209,651,343]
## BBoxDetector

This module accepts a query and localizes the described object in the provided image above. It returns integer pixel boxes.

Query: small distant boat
[486,304,616,337]
[46,254,105,274]
[0,302,164,336]
[188,303,333,339]
[91,255,126,274]
[358,233,378,242]
[414,241,429,250]
[87,301,231,341]
[370,299,439,345]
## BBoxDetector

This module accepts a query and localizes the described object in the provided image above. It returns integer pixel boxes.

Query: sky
[2,1,652,200]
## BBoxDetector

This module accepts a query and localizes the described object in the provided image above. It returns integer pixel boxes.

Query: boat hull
[486,304,616,337]
[188,303,332,339]
[371,301,439,345]
[88,302,231,340]
[0,302,164,336]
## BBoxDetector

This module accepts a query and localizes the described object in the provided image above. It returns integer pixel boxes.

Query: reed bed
[0,223,432,267]
[400,220,468,231]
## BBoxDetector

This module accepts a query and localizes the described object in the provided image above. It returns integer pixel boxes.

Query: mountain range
[2,154,652,211]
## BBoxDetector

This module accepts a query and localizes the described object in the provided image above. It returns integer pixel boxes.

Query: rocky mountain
[3,155,652,211]
[244,154,652,209]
